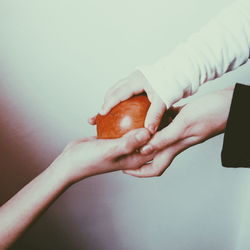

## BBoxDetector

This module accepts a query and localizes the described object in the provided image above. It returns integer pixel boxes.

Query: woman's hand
[123,86,235,178]
[0,128,153,249]
[52,128,154,184]
[88,70,166,134]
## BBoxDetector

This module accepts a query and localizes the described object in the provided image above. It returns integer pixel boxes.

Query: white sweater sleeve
[139,0,250,108]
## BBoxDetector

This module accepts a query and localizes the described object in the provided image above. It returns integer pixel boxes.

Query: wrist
[45,160,73,189]
[48,155,88,187]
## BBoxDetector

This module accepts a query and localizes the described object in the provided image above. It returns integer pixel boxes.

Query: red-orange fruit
[96,95,176,139]
[96,95,150,139]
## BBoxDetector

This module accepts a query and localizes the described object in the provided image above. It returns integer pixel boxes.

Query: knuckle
[111,88,126,101]
[116,157,124,170]
[152,136,166,150]
[193,123,207,135]
[184,123,206,139]
[122,140,132,154]
[119,84,131,95]
[180,115,192,129]
[106,86,123,100]
[152,143,161,151]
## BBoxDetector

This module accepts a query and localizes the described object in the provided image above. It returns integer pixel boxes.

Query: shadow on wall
[0,84,73,250]
[0,83,118,250]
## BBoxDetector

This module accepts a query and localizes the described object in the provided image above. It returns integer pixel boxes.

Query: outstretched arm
[124,86,235,178]
[90,0,250,134]
[0,164,70,250]
[139,0,250,107]
[0,129,153,249]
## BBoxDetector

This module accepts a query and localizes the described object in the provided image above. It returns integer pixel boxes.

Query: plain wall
[1,0,250,249]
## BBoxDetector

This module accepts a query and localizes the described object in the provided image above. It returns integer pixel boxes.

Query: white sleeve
[138,0,250,108]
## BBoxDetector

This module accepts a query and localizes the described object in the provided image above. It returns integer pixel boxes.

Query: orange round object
[96,95,151,139]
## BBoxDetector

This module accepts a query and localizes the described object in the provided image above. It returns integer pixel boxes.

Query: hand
[0,129,153,249]
[51,128,154,184]
[88,70,166,134]
[123,86,235,178]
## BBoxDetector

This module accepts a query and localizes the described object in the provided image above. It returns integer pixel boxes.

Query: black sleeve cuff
[221,83,250,168]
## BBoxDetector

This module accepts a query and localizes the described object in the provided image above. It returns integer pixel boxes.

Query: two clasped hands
[2,0,249,247]
[87,70,234,178]
[0,70,235,250]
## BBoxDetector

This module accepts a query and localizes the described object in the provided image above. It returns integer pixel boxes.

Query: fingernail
[135,130,149,141]
[141,144,154,155]
[148,124,157,134]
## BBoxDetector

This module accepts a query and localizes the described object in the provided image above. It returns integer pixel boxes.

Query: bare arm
[125,86,235,177]
[0,163,69,249]
[0,128,153,249]
[91,0,250,135]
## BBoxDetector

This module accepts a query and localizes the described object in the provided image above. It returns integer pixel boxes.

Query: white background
[1,0,250,249]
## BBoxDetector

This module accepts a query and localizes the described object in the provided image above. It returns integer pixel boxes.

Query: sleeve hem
[221,83,250,168]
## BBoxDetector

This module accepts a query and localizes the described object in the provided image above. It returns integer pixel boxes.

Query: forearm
[139,0,250,107]
[0,128,152,248]
[0,162,71,249]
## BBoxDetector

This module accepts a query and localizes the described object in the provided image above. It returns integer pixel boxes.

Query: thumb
[144,96,166,134]
[115,128,151,155]
[140,118,184,155]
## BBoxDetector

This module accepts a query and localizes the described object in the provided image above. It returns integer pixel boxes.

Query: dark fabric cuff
[221,83,250,168]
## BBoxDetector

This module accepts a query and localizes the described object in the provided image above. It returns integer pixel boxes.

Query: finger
[100,71,151,115]
[99,79,126,115]
[144,97,166,134]
[88,115,97,125]
[123,162,155,178]
[100,92,131,115]
[114,128,151,156]
[140,119,184,155]
[124,139,191,178]
[104,78,127,99]
[100,84,143,115]
[117,151,155,170]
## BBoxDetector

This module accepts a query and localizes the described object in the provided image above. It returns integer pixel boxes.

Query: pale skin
[0,81,235,249]
[0,128,154,249]
[90,75,235,178]
[89,70,167,134]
